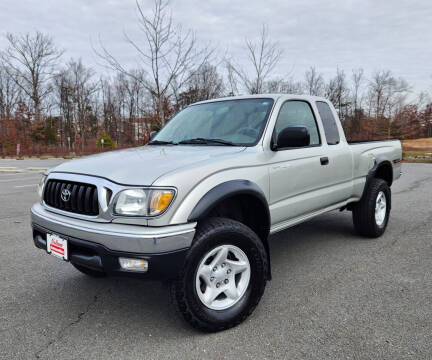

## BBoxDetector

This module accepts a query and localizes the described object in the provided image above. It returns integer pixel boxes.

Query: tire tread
[171,217,268,332]
[352,178,390,238]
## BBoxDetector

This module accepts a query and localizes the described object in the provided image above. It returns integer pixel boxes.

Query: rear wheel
[352,178,391,238]
[171,217,268,332]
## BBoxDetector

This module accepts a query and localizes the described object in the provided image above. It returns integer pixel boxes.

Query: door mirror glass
[274,126,310,149]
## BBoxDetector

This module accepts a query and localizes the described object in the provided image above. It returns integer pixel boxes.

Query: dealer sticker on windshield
[47,233,68,261]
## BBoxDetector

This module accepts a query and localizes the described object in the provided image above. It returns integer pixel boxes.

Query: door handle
[320,157,329,166]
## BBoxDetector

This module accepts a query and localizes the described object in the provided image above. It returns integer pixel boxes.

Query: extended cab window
[316,101,340,145]
[274,101,320,146]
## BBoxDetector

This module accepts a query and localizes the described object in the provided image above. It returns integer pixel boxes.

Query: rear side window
[316,101,340,145]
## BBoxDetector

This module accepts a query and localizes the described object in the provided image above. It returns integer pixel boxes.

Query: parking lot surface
[0,160,431,359]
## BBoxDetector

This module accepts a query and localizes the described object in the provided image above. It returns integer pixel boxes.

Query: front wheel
[171,217,268,332]
[352,178,391,238]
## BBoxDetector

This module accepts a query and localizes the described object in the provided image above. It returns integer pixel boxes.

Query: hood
[50,145,246,185]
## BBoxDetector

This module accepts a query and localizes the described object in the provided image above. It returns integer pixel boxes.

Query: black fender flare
[188,179,272,279]
[367,157,393,185]
[188,180,269,226]
[360,157,393,208]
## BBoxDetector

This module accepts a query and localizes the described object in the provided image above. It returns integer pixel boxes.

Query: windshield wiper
[148,140,178,145]
[179,138,236,146]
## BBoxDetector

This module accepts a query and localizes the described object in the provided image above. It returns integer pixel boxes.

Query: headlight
[113,188,174,217]
[37,175,47,198]
[114,189,147,216]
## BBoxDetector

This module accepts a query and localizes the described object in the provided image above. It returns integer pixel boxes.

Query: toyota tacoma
[31,94,402,331]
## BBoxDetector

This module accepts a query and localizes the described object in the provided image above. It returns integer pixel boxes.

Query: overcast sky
[0,0,431,93]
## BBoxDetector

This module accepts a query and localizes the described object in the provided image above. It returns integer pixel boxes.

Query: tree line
[0,0,431,156]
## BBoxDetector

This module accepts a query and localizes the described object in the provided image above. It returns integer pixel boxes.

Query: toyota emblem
[61,188,71,202]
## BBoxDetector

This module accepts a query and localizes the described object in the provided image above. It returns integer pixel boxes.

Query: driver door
[269,100,329,227]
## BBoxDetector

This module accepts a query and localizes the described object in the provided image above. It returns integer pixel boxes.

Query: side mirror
[149,131,158,141]
[273,126,310,150]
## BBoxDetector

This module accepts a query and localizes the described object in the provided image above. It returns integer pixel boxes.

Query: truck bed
[348,139,402,184]
[347,139,400,145]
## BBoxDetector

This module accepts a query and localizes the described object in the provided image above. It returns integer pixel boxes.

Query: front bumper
[31,203,196,280]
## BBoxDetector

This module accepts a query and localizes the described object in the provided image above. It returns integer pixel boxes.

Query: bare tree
[367,70,411,137]
[70,60,98,146]
[304,66,324,96]
[263,77,303,94]
[225,62,239,96]
[368,70,410,119]
[0,64,22,149]
[176,63,224,108]
[227,25,283,94]
[54,59,97,148]
[96,0,212,126]
[99,77,121,142]
[0,32,63,120]
[425,101,432,138]
[54,69,73,148]
[0,64,22,119]
[117,70,147,143]
[345,68,365,138]
[325,68,350,120]
[351,68,364,115]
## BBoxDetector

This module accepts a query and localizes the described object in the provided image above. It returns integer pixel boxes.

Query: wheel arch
[368,157,393,186]
[352,157,393,206]
[188,180,272,279]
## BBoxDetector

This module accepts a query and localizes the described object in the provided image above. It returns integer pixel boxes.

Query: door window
[274,101,320,146]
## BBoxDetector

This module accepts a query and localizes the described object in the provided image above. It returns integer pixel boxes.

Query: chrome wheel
[195,244,251,310]
[375,191,387,226]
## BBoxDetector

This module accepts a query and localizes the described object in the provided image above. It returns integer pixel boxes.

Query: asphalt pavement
[0,160,431,359]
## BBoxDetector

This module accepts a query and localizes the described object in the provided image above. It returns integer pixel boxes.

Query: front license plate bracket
[47,233,68,261]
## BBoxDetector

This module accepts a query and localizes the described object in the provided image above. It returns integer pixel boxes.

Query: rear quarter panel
[349,140,402,197]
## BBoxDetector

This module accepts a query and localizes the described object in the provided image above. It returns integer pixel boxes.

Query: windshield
[151,98,274,146]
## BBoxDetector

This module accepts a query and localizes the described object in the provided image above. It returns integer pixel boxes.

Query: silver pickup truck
[31,94,402,331]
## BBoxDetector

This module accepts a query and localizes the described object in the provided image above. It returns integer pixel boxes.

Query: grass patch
[402,138,432,163]
[402,138,432,152]
[404,159,432,163]
[402,151,432,163]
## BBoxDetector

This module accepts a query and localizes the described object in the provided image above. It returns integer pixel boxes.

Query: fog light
[119,257,148,272]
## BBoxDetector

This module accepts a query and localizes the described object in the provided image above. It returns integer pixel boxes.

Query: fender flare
[188,180,270,226]
[358,157,393,207]
[187,179,272,279]
[367,157,393,185]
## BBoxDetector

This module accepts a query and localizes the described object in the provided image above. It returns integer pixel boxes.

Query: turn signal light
[149,191,174,215]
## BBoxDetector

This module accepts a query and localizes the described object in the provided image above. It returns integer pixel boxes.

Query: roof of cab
[193,94,330,105]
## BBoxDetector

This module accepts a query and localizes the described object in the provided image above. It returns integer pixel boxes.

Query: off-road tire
[171,217,268,332]
[352,178,391,238]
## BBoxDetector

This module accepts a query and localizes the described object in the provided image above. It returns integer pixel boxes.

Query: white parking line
[14,184,37,188]
[0,177,41,183]
[0,172,29,177]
